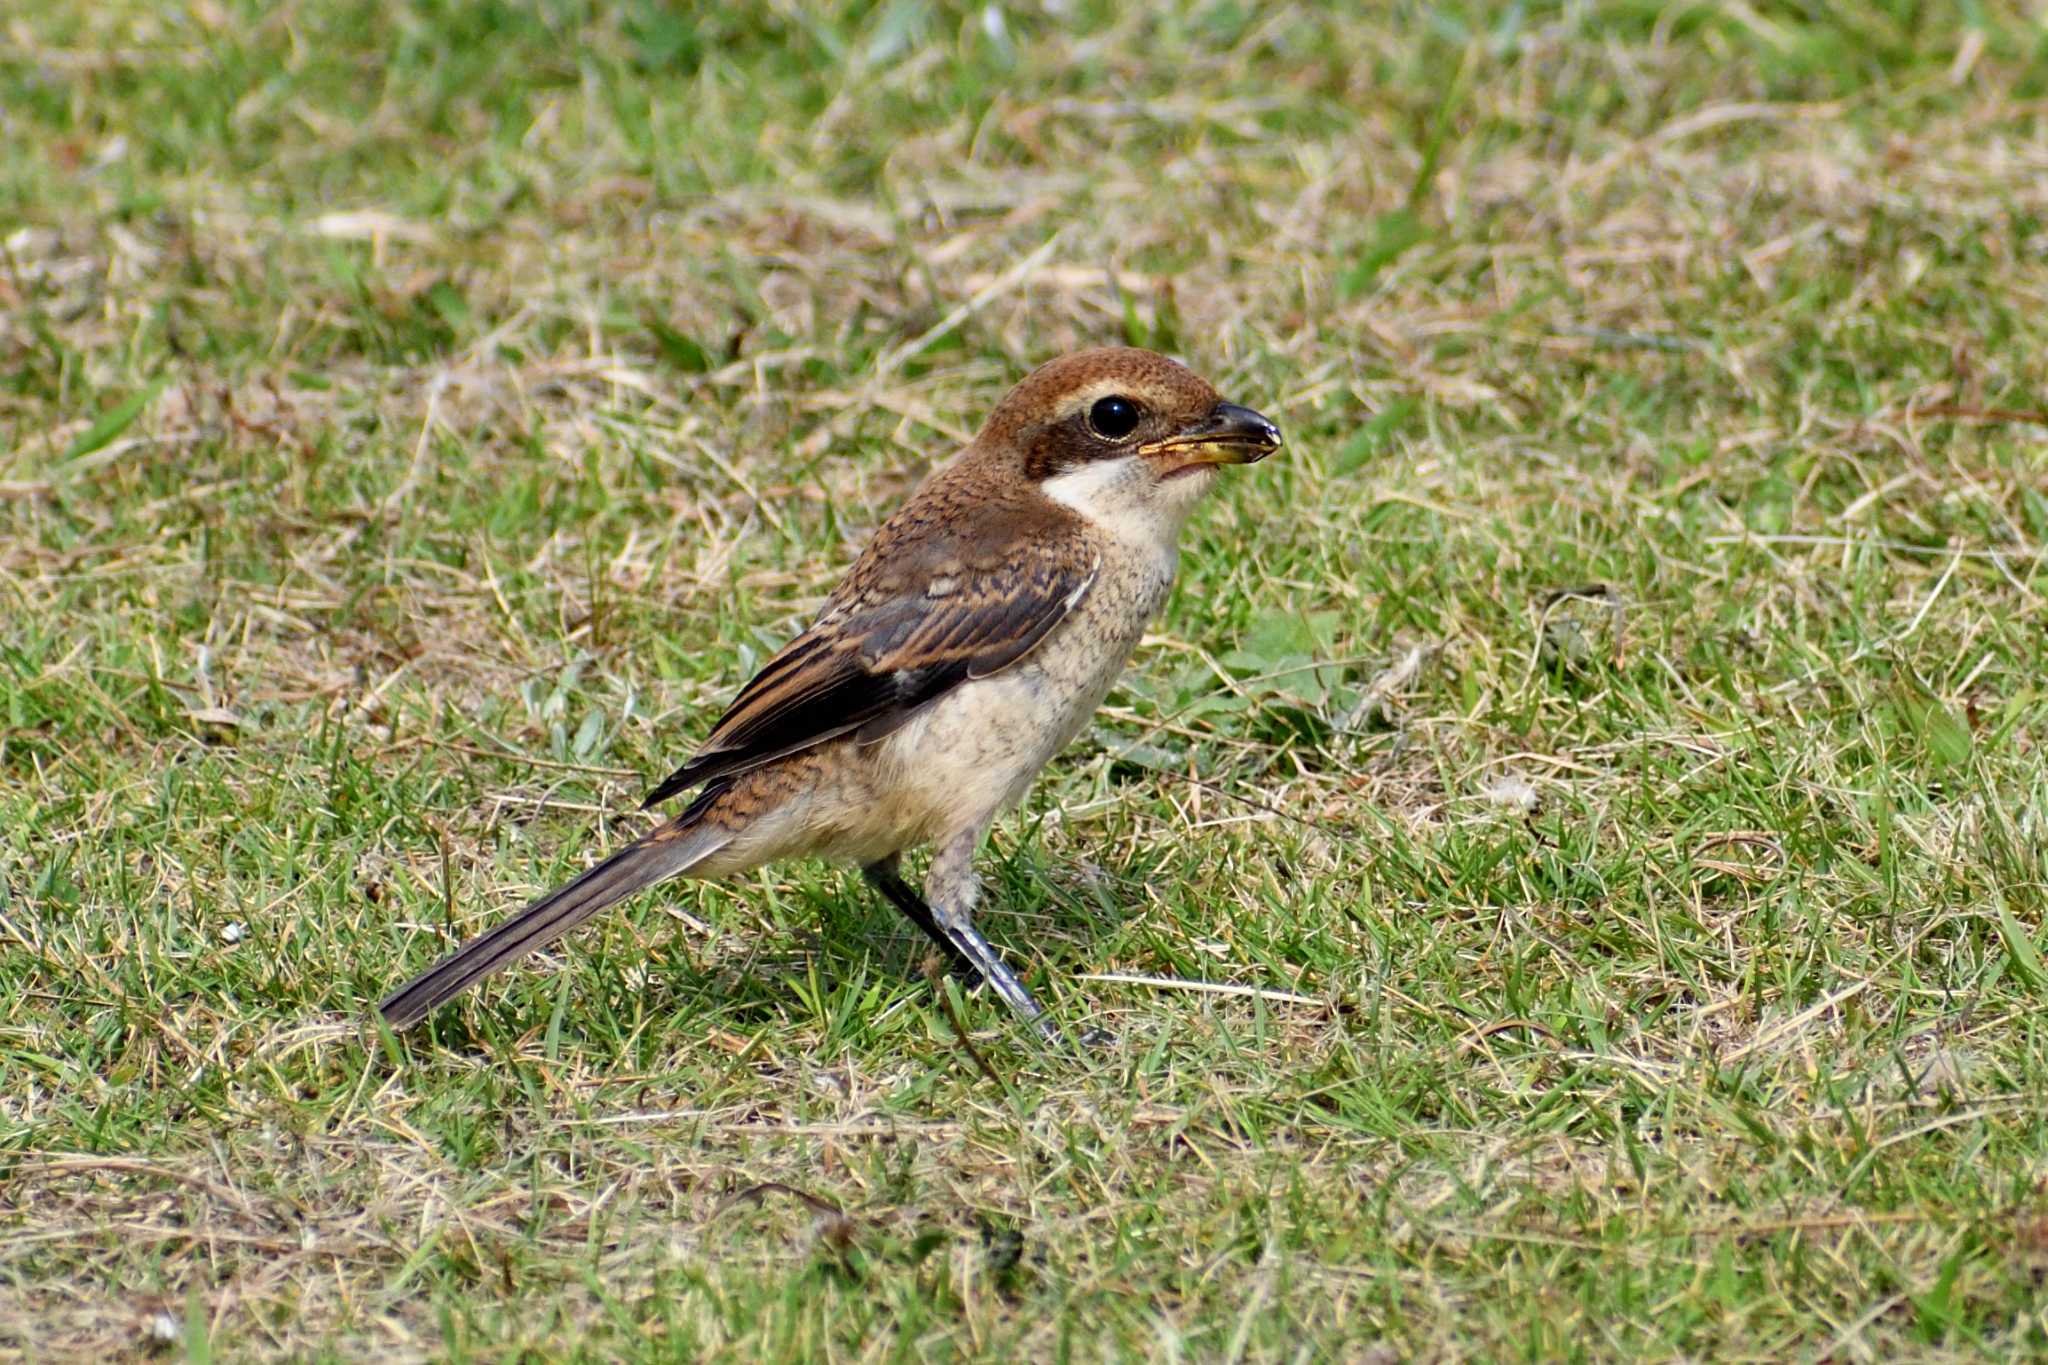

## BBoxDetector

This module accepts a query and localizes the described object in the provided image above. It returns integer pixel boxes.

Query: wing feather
[642,524,1097,809]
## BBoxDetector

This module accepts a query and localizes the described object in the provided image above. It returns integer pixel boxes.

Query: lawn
[5,1,2048,1359]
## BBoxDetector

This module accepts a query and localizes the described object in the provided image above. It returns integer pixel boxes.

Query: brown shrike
[379,348,1281,1040]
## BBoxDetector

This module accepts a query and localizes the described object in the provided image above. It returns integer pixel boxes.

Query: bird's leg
[921,833,1054,1035]
[862,856,975,978]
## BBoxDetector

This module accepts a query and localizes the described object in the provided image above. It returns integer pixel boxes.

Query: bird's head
[978,347,1282,533]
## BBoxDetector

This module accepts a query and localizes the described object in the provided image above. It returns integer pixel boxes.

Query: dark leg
[863,858,976,978]
[872,845,1114,1050]
[922,836,1067,1040]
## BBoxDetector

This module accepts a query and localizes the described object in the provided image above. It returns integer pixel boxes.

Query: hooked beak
[1139,401,1283,475]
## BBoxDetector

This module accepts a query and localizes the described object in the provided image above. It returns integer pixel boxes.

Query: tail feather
[379,820,731,1030]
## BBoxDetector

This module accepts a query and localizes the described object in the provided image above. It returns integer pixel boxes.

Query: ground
[5,2,2048,1360]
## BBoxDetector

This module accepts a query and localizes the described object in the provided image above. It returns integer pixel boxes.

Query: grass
[5,0,2048,1358]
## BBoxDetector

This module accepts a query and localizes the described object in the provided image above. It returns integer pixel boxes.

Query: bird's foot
[1072,1023,1117,1049]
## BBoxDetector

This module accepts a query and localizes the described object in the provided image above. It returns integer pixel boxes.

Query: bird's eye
[1088,395,1142,440]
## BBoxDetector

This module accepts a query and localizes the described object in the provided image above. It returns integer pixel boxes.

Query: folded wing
[643,516,1097,809]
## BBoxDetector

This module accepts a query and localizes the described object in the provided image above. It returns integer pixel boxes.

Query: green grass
[6,0,2048,1358]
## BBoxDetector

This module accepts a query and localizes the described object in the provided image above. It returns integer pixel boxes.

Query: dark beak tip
[1214,402,1282,458]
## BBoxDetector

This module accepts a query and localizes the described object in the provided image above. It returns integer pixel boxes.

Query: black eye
[1088,395,1142,440]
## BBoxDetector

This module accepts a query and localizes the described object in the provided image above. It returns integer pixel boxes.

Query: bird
[378,347,1282,1041]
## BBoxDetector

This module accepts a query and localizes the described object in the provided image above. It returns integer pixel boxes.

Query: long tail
[379,818,732,1030]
